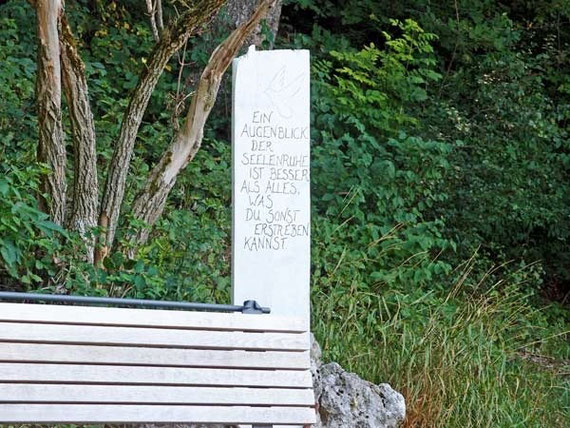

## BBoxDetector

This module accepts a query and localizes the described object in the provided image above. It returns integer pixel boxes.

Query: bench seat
[0,302,315,425]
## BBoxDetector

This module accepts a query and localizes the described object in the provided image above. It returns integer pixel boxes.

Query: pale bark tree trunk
[60,16,98,262]
[224,0,282,48]
[34,0,66,226]
[128,0,277,250]
[96,0,226,265]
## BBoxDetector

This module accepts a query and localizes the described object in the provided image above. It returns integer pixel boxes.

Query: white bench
[0,301,316,426]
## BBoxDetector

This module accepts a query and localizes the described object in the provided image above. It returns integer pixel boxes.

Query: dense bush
[308,20,453,295]
[0,162,66,285]
[285,0,570,292]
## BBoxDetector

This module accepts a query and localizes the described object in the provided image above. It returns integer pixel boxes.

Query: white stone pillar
[232,46,311,327]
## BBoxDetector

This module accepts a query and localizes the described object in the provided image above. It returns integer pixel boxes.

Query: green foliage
[429,27,570,284]
[328,19,440,133]
[289,0,570,288]
[309,20,453,294]
[0,163,66,285]
[0,1,38,161]
[133,139,233,303]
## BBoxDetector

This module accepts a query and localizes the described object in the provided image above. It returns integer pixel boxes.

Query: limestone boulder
[310,335,405,428]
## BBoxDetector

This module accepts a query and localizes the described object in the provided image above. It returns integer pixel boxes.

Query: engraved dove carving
[264,65,306,119]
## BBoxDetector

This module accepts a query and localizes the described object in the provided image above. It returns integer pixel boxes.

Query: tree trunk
[60,15,98,262]
[223,0,282,48]
[95,0,226,265]
[128,0,277,251]
[34,0,66,226]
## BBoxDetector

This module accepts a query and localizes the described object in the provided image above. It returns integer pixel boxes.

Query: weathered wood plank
[0,322,309,351]
[0,302,306,332]
[0,343,310,369]
[0,384,315,406]
[0,404,317,424]
[0,363,313,387]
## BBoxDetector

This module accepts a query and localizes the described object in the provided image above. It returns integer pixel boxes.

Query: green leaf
[0,239,18,267]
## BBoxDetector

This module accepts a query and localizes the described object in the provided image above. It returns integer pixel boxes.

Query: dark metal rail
[0,291,270,314]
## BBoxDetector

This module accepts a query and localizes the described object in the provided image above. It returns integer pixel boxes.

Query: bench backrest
[0,302,316,425]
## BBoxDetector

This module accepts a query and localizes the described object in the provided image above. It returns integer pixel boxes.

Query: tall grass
[312,256,570,427]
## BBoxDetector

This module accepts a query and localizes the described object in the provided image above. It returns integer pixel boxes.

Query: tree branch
[96,0,226,265]
[60,15,98,262]
[156,0,164,33]
[145,0,160,42]
[34,0,66,225]
[128,0,277,251]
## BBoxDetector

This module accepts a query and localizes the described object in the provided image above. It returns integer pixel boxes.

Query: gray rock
[314,362,405,428]
[310,333,405,428]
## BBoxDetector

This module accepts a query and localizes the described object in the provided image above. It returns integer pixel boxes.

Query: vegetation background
[0,0,569,426]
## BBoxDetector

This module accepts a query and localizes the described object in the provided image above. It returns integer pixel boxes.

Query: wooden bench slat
[0,384,315,406]
[0,404,317,424]
[0,322,309,351]
[0,303,316,425]
[0,343,310,369]
[0,363,313,388]
[0,302,306,332]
